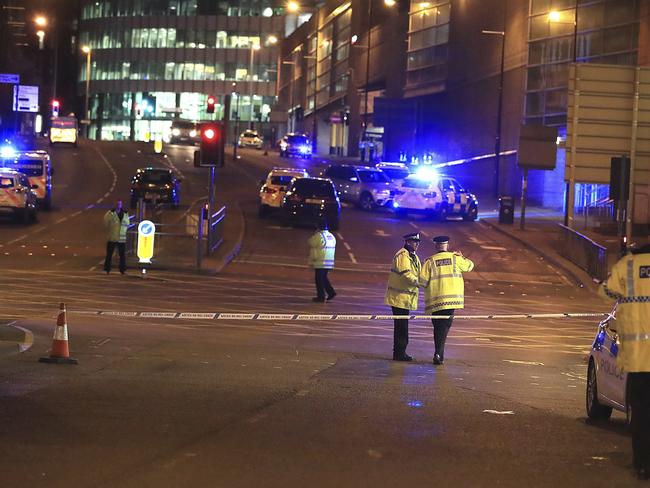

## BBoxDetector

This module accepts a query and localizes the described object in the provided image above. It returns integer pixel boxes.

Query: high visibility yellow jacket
[599,247,650,372]
[104,210,129,243]
[384,248,421,310]
[420,251,474,313]
[308,230,336,269]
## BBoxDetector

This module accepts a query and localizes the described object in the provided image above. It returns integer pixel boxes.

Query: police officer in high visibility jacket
[103,199,130,274]
[308,220,337,302]
[385,232,422,361]
[420,235,474,365]
[599,243,650,480]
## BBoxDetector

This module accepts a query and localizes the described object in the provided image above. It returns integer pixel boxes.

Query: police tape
[70,310,611,321]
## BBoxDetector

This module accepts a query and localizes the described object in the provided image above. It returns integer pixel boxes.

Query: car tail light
[422,191,437,198]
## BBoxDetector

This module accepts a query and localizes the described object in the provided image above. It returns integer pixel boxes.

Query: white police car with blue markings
[586,306,630,424]
[391,169,478,221]
[258,167,309,218]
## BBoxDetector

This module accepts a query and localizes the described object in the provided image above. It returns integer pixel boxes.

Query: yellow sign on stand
[154,138,163,154]
[137,220,156,263]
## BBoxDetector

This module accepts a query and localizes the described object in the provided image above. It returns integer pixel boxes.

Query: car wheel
[359,192,375,211]
[586,359,613,421]
[258,204,270,219]
[438,204,449,221]
[462,204,478,221]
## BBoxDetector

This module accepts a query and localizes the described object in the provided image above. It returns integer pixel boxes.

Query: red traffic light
[52,100,60,107]
[203,128,216,140]
[207,96,216,105]
[206,95,216,114]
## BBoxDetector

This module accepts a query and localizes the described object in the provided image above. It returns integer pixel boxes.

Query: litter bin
[498,196,515,225]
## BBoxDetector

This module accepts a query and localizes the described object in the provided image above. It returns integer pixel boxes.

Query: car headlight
[171,128,180,136]
[189,130,197,137]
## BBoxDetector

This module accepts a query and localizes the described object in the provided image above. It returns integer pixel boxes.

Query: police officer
[599,242,650,480]
[420,235,474,365]
[385,232,421,361]
[308,220,337,302]
[103,199,130,274]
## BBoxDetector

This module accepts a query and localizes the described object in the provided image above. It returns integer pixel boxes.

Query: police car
[586,306,630,424]
[375,162,410,186]
[391,171,479,221]
[0,168,38,223]
[258,167,309,218]
[238,130,263,149]
[1,149,53,210]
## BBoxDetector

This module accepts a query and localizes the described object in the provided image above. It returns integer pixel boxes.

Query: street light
[359,0,396,162]
[482,29,506,197]
[548,4,578,226]
[34,16,47,27]
[82,45,92,137]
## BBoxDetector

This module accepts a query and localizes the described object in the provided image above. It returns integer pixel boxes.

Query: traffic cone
[39,302,78,364]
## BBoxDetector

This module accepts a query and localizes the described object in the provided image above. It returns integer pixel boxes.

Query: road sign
[517,125,557,170]
[12,85,39,113]
[0,73,19,84]
[137,220,156,264]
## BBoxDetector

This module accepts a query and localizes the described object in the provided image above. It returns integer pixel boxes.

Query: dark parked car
[279,133,312,158]
[281,177,341,230]
[130,167,181,209]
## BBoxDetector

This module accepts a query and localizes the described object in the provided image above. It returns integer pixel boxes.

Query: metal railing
[558,223,608,282]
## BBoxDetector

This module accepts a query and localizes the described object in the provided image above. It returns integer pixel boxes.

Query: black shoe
[393,354,413,362]
[327,292,337,301]
[312,297,325,303]
[637,468,650,480]
[433,354,443,365]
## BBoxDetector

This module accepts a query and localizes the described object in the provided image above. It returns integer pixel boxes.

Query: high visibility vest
[421,251,474,313]
[104,210,129,243]
[599,248,650,372]
[384,248,421,311]
[308,230,336,269]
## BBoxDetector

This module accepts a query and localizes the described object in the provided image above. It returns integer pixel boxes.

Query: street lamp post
[82,45,92,137]
[34,16,59,111]
[248,44,261,129]
[482,29,506,198]
[549,4,579,227]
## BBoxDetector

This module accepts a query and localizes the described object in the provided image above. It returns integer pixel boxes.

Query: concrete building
[77,0,316,142]
[275,0,649,209]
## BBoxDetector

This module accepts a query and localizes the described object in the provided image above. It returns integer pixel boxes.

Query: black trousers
[391,306,410,356]
[430,309,455,360]
[629,372,650,471]
[104,241,126,274]
[314,268,335,300]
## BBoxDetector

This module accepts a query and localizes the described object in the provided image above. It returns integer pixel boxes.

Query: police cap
[432,235,449,244]
[402,232,421,242]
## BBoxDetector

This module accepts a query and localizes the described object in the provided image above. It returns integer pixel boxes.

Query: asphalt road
[0,141,633,487]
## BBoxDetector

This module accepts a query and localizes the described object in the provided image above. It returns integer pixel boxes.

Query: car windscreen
[402,177,434,189]
[293,179,335,198]
[271,175,294,185]
[243,131,258,137]
[172,121,195,130]
[358,170,389,183]
[286,135,309,144]
[3,159,43,176]
[141,171,172,184]
[381,168,409,180]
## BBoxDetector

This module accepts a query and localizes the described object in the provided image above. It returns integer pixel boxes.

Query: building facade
[276,0,650,210]
[78,0,315,142]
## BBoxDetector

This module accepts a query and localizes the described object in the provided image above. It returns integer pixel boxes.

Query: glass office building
[78,0,304,141]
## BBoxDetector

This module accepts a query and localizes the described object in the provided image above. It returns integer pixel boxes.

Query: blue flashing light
[392,201,399,208]
[299,145,311,154]
[407,400,424,408]
[610,340,618,357]
[415,166,438,181]
[0,145,16,159]
[593,329,606,350]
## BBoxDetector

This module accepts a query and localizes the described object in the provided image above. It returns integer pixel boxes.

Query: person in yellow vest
[420,235,474,365]
[384,232,421,361]
[103,199,130,274]
[599,243,650,480]
[308,220,337,302]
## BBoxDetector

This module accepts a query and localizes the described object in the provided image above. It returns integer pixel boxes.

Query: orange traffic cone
[39,302,78,364]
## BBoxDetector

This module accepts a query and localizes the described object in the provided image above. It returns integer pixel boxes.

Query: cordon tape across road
[70,310,612,321]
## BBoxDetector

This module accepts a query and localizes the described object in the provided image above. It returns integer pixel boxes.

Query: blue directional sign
[0,73,19,84]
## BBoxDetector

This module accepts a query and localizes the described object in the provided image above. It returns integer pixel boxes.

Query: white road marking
[481,245,508,251]
[5,235,27,245]
[503,359,544,366]
[483,410,515,415]
[348,253,358,264]
[343,242,352,251]
[374,229,389,237]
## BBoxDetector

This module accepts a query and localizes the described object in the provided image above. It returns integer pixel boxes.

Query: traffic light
[195,122,225,167]
[206,95,216,114]
[52,100,60,117]
[141,94,156,117]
